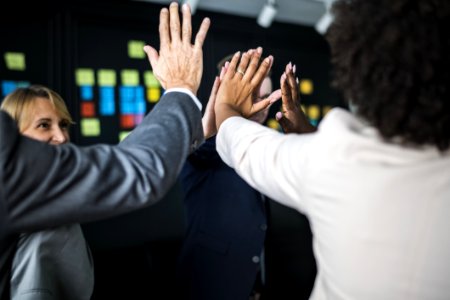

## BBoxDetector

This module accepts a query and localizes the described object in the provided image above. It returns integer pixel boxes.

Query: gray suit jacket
[0,91,203,299]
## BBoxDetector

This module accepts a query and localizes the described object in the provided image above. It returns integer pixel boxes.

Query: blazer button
[260,224,267,231]
[252,256,260,264]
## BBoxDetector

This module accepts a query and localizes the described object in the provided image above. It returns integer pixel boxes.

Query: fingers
[286,63,299,106]
[209,76,220,100]
[224,51,241,80]
[267,89,282,104]
[280,71,296,110]
[169,2,181,43]
[236,52,251,79]
[194,18,211,49]
[143,45,159,71]
[250,55,273,87]
[219,66,226,80]
[159,8,170,49]
[251,98,271,115]
[243,47,262,82]
[181,4,192,44]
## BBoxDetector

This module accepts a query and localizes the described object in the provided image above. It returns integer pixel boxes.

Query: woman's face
[21,97,70,145]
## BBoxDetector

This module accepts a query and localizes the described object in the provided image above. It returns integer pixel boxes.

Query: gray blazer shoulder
[0,91,203,235]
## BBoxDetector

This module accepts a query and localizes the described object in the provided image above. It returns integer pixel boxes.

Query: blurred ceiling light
[183,0,200,14]
[257,0,277,28]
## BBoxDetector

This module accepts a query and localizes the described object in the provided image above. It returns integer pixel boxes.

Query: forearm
[215,103,242,130]
[3,94,203,233]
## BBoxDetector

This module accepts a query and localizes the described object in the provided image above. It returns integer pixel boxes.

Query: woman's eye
[60,121,70,130]
[37,123,50,129]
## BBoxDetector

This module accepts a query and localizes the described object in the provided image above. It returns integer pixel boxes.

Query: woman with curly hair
[213,0,450,299]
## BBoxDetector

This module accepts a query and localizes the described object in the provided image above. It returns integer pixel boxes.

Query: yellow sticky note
[307,105,320,120]
[119,131,131,142]
[121,69,139,86]
[147,87,160,103]
[128,40,146,59]
[144,71,160,88]
[98,69,116,86]
[300,79,314,95]
[4,52,26,71]
[266,118,281,131]
[81,118,101,136]
[76,69,95,86]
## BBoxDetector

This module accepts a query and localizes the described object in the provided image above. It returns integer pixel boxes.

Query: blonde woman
[1,85,94,300]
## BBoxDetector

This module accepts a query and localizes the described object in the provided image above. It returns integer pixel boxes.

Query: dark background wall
[1,0,342,298]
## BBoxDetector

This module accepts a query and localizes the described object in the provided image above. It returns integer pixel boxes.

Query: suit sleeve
[0,92,203,233]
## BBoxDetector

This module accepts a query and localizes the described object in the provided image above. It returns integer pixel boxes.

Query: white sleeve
[216,116,314,214]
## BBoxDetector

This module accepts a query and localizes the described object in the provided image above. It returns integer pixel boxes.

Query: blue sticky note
[1,81,17,97]
[119,86,135,101]
[120,99,135,114]
[80,86,94,101]
[136,86,145,101]
[100,99,115,116]
[136,99,146,114]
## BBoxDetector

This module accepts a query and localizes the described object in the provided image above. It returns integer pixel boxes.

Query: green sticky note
[76,69,95,86]
[4,52,26,71]
[98,69,116,86]
[119,131,131,142]
[81,118,101,136]
[128,40,146,59]
[144,71,160,88]
[121,69,140,86]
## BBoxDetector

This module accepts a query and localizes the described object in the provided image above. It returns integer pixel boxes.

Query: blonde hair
[0,85,73,132]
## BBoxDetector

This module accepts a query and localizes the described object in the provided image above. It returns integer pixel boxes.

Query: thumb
[143,45,159,70]
[276,112,292,133]
[268,89,282,104]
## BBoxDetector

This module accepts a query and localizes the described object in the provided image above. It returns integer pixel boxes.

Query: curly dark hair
[326,0,450,151]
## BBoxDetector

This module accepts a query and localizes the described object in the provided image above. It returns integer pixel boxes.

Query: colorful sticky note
[119,131,131,142]
[144,71,160,88]
[120,114,135,129]
[98,69,116,86]
[76,69,95,86]
[81,118,101,136]
[119,86,135,100]
[1,81,17,97]
[16,81,30,88]
[81,102,96,117]
[307,105,320,120]
[134,114,144,126]
[80,86,94,101]
[4,52,26,71]
[100,99,115,116]
[128,40,146,59]
[121,70,139,86]
[300,79,314,95]
[147,87,160,103]
[266,118,281,131]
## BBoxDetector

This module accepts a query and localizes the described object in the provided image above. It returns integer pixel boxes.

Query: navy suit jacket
[177,136,267,300]
[0,92,203,299]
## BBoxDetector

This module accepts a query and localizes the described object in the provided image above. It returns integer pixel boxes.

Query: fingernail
[257,47,263,54]
[293,64,297,74]
[296,77,299,84]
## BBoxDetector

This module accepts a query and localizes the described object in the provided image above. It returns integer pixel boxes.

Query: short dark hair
[326,0,450,151]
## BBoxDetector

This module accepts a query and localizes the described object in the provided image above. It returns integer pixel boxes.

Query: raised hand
[276,63,316,134]
[143,2,210,95]
[215,47,278,129]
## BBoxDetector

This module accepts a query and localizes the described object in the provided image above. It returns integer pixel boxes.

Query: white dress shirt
[217,108,450,300]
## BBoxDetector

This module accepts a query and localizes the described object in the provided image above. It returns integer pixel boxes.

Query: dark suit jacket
[0,92,203,299]
[176,137,267,300]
